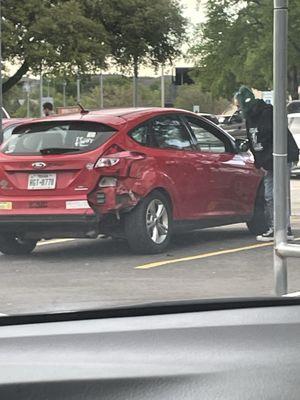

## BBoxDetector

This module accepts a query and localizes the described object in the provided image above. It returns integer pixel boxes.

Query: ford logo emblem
[32,162,47,169]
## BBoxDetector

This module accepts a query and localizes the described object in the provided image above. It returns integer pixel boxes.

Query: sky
[138,0,207,76]
[180,0,206,25]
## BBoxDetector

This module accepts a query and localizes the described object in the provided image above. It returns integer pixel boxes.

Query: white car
[288,112,300,176]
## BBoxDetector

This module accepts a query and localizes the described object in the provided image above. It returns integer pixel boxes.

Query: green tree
[191,0,300,99]
[174,83,230,114]
[87,0,187,105]
[2,0,109,93]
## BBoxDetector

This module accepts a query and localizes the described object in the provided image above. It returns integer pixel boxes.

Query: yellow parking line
[135,238,300,270]
[37,239,75,247]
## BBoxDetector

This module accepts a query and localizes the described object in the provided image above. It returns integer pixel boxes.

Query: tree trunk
[2,60,29,94]
[288,65,299,100]
[133,60,138,107]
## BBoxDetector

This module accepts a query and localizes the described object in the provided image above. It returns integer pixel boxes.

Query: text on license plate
[28,174,57,190]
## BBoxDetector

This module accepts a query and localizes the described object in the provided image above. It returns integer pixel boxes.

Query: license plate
[28,174,56,190]
[0,202,12,210]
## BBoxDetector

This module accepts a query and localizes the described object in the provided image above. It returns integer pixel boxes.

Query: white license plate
[28,174,57,190]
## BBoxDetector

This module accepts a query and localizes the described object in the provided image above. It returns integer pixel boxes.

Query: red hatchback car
[0,107,266,255]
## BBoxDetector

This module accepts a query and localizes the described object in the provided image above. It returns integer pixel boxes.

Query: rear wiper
[39,147,80,155]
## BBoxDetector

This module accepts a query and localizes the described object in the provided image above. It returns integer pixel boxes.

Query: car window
[3,125,18,143]
[2,121,116,155]
[128,123,151,146]
[150,115,193,150]
[185,116,227,153]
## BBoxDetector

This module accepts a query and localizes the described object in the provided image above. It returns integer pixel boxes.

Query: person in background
[235,85,299,242]
[43,102,55,117]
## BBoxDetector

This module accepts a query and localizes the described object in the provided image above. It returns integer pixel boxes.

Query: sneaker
[287,227,294,241]
[256,228,294,242]
[256,228,274,242]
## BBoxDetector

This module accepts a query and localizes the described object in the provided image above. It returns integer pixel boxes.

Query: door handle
[165,160,177,165]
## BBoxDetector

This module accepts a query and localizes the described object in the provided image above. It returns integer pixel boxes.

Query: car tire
[124,190,172,254]
[0,235,37,255]
[246,184,268,235]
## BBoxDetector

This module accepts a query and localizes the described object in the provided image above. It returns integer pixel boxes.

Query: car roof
[2,118,32,128]
[288,113,300,118]
[12,107,199,129]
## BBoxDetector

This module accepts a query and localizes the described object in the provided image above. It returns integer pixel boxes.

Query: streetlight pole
[99,73,104,108]
[273,0,288,295]
[133,75,137,107]
[76,75,81,103]
[62,81,67,108]
[39,71,43,117]
[161,66,165,108]
[26,77,30,118]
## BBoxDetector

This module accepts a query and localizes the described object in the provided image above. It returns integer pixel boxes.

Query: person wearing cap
[42,102,55,117]
[235,85,299,242]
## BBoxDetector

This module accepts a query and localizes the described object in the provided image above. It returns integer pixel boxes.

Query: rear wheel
[124,190,172,254]
[0,234,37,255]
[246,184,268,235]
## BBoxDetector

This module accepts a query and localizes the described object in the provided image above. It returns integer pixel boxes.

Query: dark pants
[264,164,291,229]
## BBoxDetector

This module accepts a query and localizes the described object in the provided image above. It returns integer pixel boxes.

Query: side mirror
[229,115,243,124]
[236,139,250,153]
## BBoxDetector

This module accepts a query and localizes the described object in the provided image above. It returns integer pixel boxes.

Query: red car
[0,107,266,255]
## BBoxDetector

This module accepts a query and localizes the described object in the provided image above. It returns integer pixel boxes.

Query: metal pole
[0,0,3,144]
[26,77,30,118]
[133,75,138,107]
[161,66,165,108]
[99,73,104,108]
[39,71,43,117]
[62,81,66,108]
[273,0,288,295]
[76,76,81,103]
[26,91,30,118]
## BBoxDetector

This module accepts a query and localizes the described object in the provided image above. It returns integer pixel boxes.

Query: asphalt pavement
[0,180,300,315]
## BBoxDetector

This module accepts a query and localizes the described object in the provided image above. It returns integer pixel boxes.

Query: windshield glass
[0,0,300,317]
[2,121,116,155]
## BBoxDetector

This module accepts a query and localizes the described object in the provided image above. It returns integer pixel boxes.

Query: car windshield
[0,0,300,318]
[1,121,116,155]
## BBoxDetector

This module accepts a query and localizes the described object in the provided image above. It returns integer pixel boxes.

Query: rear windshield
[1,121,117,155]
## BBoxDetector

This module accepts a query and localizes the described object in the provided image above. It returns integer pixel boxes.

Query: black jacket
[245,99,299,170]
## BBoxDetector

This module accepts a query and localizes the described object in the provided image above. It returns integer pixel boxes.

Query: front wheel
[124,191,172,254]
[0,235,37,255]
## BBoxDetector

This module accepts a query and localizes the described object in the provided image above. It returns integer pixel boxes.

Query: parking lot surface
[0,180,300,315]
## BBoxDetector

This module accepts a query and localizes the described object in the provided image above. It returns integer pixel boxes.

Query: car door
[183,115,256,217]
[146,114,210,219]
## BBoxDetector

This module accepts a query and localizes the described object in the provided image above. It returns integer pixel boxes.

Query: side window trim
[182,115,234,153]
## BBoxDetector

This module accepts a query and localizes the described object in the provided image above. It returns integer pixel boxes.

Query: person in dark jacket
[235,86,299,241]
